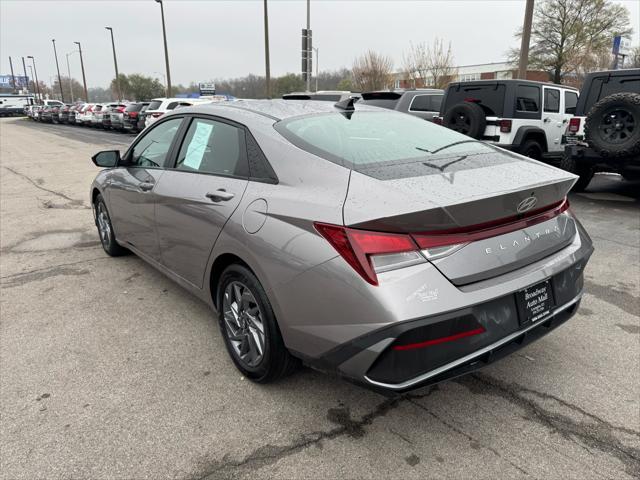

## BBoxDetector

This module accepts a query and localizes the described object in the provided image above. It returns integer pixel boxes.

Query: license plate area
[517,280,555,325]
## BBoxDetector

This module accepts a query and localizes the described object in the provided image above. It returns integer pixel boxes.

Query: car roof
[177,99,382,121]
[445,79,577,91]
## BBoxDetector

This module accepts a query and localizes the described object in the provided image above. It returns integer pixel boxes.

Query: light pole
[263,0,271,98]
[27,56,41,103]
[21,57,29,93]
[155,0,172,97]
[306,0,311,92]
[51,39,65,102]
[74,42,89,102]
[65,50,78,102]
[105,27,121,100]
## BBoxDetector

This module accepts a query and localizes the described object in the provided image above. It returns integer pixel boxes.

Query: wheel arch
[209,253,253,310]
[514,126,548,152]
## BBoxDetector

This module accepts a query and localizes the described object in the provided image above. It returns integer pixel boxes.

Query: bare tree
[627,46,640,69]
[403,38,457,89]
[512,0,632,84]
[351,50,394,91]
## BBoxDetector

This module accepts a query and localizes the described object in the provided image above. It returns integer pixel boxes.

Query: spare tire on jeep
[584,92,640,158]
[443,102,487,139]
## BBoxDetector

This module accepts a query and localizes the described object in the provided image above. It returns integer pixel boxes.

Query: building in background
[393,61,551,89]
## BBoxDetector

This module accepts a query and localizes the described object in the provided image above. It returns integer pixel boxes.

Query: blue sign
[0,75,28,88]
[612,36,621,55]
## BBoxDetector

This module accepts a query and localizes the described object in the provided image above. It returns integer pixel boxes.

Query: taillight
[568,117,581,134]
[499,119,512,133]
[433,116,443,125]
[314,223,426,285]
[117,106,126,112]
[128,111,138,118]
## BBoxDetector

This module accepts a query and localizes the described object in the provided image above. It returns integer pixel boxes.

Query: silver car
[90,99,593,392]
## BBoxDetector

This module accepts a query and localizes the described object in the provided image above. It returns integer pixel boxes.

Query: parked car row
[24,97,214,133]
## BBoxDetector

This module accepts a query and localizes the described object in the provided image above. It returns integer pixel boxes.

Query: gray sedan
[90,99,593,392]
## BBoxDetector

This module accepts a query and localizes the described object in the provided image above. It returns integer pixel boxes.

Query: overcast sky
[1,0,639,89]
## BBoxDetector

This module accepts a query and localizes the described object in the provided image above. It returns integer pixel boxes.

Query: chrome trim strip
[364,292,583,390]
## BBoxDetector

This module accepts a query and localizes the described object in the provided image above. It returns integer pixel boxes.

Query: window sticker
[183,121,214,170]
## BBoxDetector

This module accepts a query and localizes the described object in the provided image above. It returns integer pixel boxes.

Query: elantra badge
[517,196,538,213]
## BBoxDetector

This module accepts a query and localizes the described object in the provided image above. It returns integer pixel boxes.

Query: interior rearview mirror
[91,150,120,168]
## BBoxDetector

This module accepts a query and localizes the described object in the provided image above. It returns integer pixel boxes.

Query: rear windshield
[582,74,640,113]
[147,100,163,110]
[442,84,506,117]
[275,111,494,170]
[125,103,145,112]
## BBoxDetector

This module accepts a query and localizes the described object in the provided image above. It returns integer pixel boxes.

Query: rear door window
[147,100,163,110]
[409,95,442,112]
[166,101,179,110]
[543,88,560,113]
[174,118,248,177]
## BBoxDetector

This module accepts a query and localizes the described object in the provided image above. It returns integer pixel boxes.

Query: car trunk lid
[343,150,577,285]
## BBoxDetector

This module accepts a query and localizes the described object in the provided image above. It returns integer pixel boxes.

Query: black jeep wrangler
[562,69,640,191]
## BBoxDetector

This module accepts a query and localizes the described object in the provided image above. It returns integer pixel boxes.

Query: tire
[585,92,640,158]
[443,102,487,139]
[519,139,544,160]
[217,264,298,383]
[559,153,594,192]
[94,194,128,257]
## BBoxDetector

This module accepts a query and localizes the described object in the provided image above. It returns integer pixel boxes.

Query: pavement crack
[463,373,640,477]
[0,257,107,288]
[408,399,530,476]
[2,166,89,209]
[196,387,438,479]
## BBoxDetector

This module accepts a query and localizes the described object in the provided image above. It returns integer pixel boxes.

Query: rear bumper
[309,250,591,393]
[565,144,640,170]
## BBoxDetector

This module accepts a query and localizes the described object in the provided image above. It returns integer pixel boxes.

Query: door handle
[543,117,551,123]
[206,189,235,202]
[139,182,154,192]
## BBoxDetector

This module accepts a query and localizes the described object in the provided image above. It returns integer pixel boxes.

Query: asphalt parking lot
[1,116,639,479]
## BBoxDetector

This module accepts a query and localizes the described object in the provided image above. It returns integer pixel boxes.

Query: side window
[166,102,179,110]
[543,89,560,113]
[174,118,248,177]
[430,95,443,112]
[565,91,578,114]
[516,86,540,112]
[410,95,436,112]
[128,117,183,168]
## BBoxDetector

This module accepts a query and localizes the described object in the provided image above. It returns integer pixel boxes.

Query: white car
[144,98,212,128]
[76,103,95,125]
[91,104,108,128]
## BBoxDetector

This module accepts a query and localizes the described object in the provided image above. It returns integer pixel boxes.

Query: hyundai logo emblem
[517,196,538,213]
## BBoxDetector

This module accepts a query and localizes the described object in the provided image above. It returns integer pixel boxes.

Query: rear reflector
[568,117,581,134]
[392,327,486,351]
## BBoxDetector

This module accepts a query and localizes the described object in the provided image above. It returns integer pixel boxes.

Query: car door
[107,117,184,261]
[407,94,443,121]
[154,116,249,288]
[542,86,564,153]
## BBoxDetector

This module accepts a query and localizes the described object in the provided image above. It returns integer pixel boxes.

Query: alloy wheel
[223,281,266,368]
[96,202,111,249]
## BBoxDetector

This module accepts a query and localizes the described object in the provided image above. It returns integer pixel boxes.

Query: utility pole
[263,0,271,98]
[52,39,65,102]
[74,42,89,102]
[27,56,41,103]
[155,0,172,97]
[8,57,17,93]
[105,27,121,100]
[517,0,535,80]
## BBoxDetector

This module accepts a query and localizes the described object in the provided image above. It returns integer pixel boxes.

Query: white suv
[436,80,578,162]
[144,97,212,129]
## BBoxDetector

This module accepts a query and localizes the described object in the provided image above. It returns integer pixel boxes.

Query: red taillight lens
[117,106,126,112]
[499,119,512,133]
[433,116,443,125]
[128,111,138,118]
[393,327,486,351]
[314,223,421,285]
[568,117,581,134]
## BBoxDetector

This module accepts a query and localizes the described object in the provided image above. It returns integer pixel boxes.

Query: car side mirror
[91,150,120,168]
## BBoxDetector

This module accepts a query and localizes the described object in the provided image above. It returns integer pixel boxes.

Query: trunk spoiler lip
[411,198,570,249]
